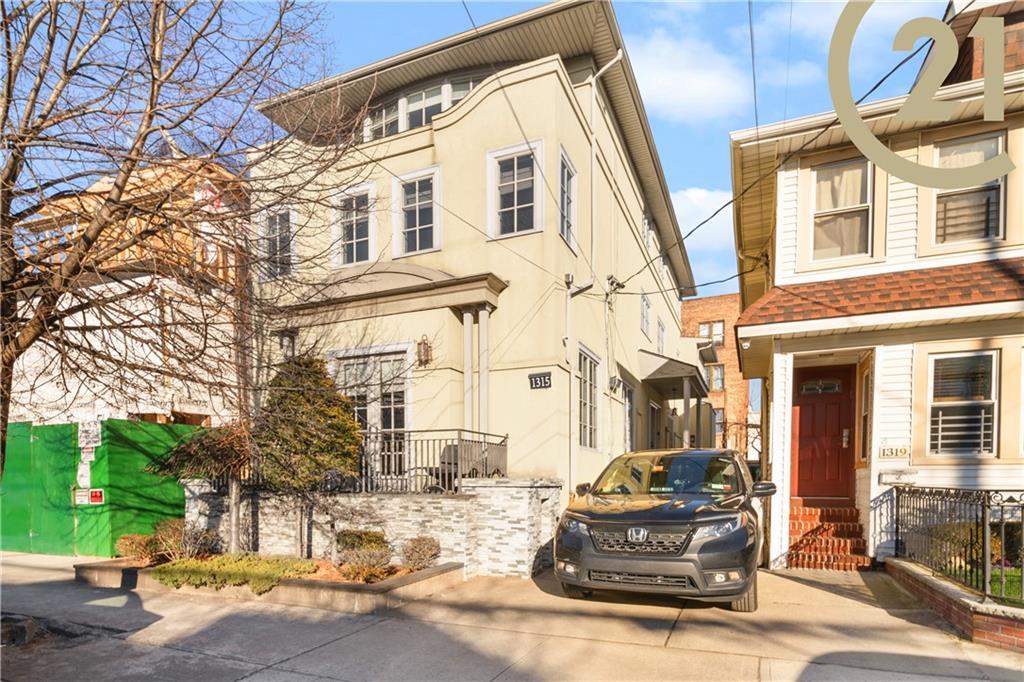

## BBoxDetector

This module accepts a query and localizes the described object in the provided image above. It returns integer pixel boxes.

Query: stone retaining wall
[184,478,562,578]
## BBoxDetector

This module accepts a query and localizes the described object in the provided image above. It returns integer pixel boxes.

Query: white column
[695,397,703,447]
[682,380,691,448]
[478,306,490,434]
[463,309,474,430]
[768,349,794,568]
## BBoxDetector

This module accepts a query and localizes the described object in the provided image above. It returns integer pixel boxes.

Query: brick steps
[788,499,871,572]
[788,551,873,571]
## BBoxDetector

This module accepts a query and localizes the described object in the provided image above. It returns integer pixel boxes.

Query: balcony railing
[221,428,508,495]
[895,486,1023,605]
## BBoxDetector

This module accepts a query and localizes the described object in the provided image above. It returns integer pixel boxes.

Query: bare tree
[0,0,385,477]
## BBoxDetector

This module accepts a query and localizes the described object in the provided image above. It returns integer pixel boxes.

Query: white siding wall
[768,350,794,568]
[774,161,799,281]
[885,143,918,260]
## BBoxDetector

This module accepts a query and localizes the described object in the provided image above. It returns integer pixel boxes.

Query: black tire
[561,582,592,599]
[729,571,758,612]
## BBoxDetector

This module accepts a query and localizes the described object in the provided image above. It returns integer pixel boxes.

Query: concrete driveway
[2,552,1022,681]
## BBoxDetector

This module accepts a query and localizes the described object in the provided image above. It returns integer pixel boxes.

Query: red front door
[792,365,855,499]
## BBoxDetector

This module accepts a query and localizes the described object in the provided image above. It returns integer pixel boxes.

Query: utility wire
[620,0,979,288]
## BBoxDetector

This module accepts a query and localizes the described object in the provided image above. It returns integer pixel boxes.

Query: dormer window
[369,102,399,139]
[407,86,443,128]
[812,157,871,261]
[363,74,484,142]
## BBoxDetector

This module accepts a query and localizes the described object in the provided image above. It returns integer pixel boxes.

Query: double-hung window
[935,134,1004,244]
[699,320,725,346]
[559,155,575,244]
[578,349,598,448]
[266,210,292,278]
[401,177,435,254]
[710,364,725,392]
[450,77,478,106]
[497,152,535,235]
[812,157,871,260]
[657,319,666,354]
[713,408,725,434]
[928,351,998,456]
[640,293,651,338]
[338,192,370,265]
[406,86,443,129]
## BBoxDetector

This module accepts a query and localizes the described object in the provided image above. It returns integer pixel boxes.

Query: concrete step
[787,551,873,571]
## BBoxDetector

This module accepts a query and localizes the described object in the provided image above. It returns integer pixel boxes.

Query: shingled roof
[736,258,1024,328]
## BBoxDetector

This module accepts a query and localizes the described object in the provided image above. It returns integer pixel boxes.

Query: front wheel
[561,582,592,599]
[729,571,758,612]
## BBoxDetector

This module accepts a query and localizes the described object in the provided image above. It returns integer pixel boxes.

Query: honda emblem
[626,527,648,543]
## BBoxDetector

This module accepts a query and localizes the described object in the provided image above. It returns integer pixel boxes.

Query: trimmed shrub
[401,536,440,571]
[336,529,388,564]
[151,554,316,595]
[153,518,220,561]
[340,560,391,583]
[115,534,159,565]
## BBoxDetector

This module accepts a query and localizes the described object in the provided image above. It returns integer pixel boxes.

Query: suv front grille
[589,571,694,588]
[589,527,691,555]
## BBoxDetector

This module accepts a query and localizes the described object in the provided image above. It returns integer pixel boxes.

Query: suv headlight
[560,516,589,534]
[692,515,743,541]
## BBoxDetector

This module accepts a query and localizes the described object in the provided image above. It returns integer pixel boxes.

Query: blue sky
[321,1,948,295]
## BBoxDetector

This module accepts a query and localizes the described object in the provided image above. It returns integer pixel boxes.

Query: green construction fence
[1,419,196,556]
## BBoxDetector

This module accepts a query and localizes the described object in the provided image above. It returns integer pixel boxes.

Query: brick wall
[185,478,562,578]
[680,293,751,453]
[946,11,1024,85]
[886,558,1024,653]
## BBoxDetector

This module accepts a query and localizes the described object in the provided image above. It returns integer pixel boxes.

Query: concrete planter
[74,558,464,615]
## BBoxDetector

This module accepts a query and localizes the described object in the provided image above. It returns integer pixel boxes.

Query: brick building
[681,293,752,455]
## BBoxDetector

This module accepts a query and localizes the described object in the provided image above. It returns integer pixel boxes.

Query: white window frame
[657,319,666,354]
[263,206,295,280]
[710,364,725,392]
[932,132,1007,247]
[578,345,600,450]
[391,166,442,258]
[487,139,544,240]
[558,147,577,250]
[926,349,999,457]
[640,292,651,339]
[362,72,489,142]
[648,401,661,449]
[333,182,377,269]
[810,157,873,263]
[327,343,415,433]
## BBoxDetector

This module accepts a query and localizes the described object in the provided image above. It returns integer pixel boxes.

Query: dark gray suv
[553,449,775,612]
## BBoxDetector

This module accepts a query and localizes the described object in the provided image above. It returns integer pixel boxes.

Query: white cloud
[671,187,740,293]
[758,58,823,88]
[626,29,750,124]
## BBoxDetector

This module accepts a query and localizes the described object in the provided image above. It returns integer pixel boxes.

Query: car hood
[565,493,742,523]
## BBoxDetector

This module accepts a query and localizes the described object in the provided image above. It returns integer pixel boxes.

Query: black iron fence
[895,486,1023,605]
[216,429,508,495]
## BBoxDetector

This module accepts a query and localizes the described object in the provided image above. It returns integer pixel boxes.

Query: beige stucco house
[731,1,1024,569]
[250,0,713,497]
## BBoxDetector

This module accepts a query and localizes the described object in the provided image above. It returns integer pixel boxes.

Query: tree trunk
[228,475,241,553]
[295,503,304,558]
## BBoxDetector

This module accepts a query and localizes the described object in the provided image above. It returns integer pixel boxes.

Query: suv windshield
[592,453,740,497]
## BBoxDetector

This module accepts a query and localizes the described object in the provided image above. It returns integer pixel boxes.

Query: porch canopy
[638,349,708,399]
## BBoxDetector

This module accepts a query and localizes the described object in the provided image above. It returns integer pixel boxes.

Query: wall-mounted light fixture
[416,335,433,366]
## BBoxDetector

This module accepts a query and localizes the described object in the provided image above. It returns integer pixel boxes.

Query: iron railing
[895,486,1023,605]
[217,428,507,495]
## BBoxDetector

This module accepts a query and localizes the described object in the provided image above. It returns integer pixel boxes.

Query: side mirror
[575,482,591,496]
[751,481,777,498]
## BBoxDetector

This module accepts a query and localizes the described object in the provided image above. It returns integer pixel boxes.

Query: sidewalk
[2,552,1022,681]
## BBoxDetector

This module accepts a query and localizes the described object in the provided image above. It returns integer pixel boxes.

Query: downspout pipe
[588,49,623,271]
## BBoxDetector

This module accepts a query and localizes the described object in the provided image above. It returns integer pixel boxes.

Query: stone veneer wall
[184,478,562,578]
